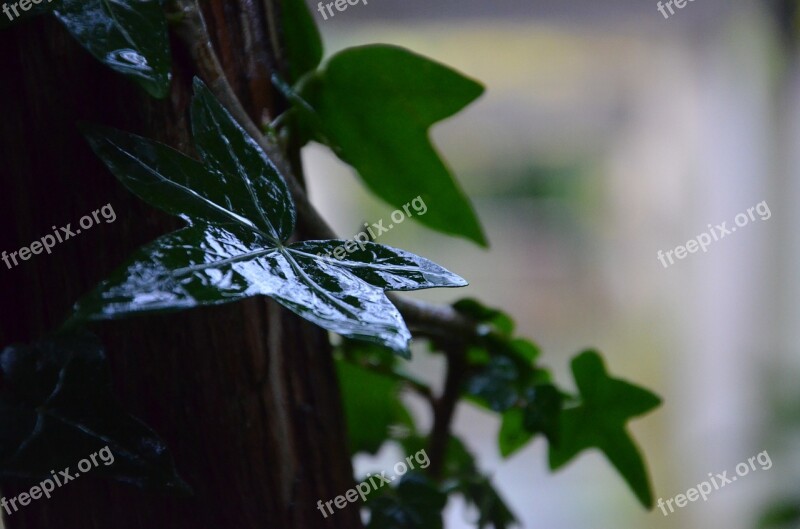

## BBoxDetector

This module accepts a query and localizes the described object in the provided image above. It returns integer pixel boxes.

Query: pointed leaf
[300,45,487,246]
[79,78,468,354]
[54,0,171,98]
[548,350,661,508]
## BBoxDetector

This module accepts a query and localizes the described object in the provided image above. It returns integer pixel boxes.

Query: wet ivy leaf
[0,333,188,492]
[366,472,447,529]
[336,359,414,455]
[77,77,466,355]
[280,0,323,83]
[299,45,487,246]
[54,0,171,98]
[548,350,661,508]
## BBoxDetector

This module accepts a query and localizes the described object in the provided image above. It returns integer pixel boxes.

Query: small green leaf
[77,78,467,354]
[54,0,171,98]
[280,0,323,83]
[299,45,487,246]
[0,333,188,492]
[548,350,661,508]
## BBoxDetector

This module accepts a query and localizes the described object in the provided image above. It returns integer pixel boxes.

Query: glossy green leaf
[548,350,661,508]
[77,78,467,354]
[366,472,447,529]
[0,333,188,492]
[54,0,171,98]
[299,45,487,246]
[280,0,323,83]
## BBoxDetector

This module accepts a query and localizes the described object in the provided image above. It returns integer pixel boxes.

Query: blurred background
[301,0,800,527]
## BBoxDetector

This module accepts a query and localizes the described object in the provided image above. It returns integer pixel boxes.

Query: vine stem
[427,345,468,479]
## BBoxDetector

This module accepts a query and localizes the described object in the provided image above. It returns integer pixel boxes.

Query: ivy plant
[0,0,663,526]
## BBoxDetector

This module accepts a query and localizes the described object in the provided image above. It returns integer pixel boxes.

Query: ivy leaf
[0,333,188,492]
[280,0,323,83]
[54,0,171,98]
[548,350,661,508]
[366,472,447,529]
[76,77,467,354]
[299,45,487,246]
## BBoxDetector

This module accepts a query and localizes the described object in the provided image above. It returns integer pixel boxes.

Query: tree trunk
[0,2,362,528]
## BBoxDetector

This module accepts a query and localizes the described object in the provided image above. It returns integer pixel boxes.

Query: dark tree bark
[0,2,363,528]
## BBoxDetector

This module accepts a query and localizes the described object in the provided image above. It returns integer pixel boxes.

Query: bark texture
[0,2,362,528]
